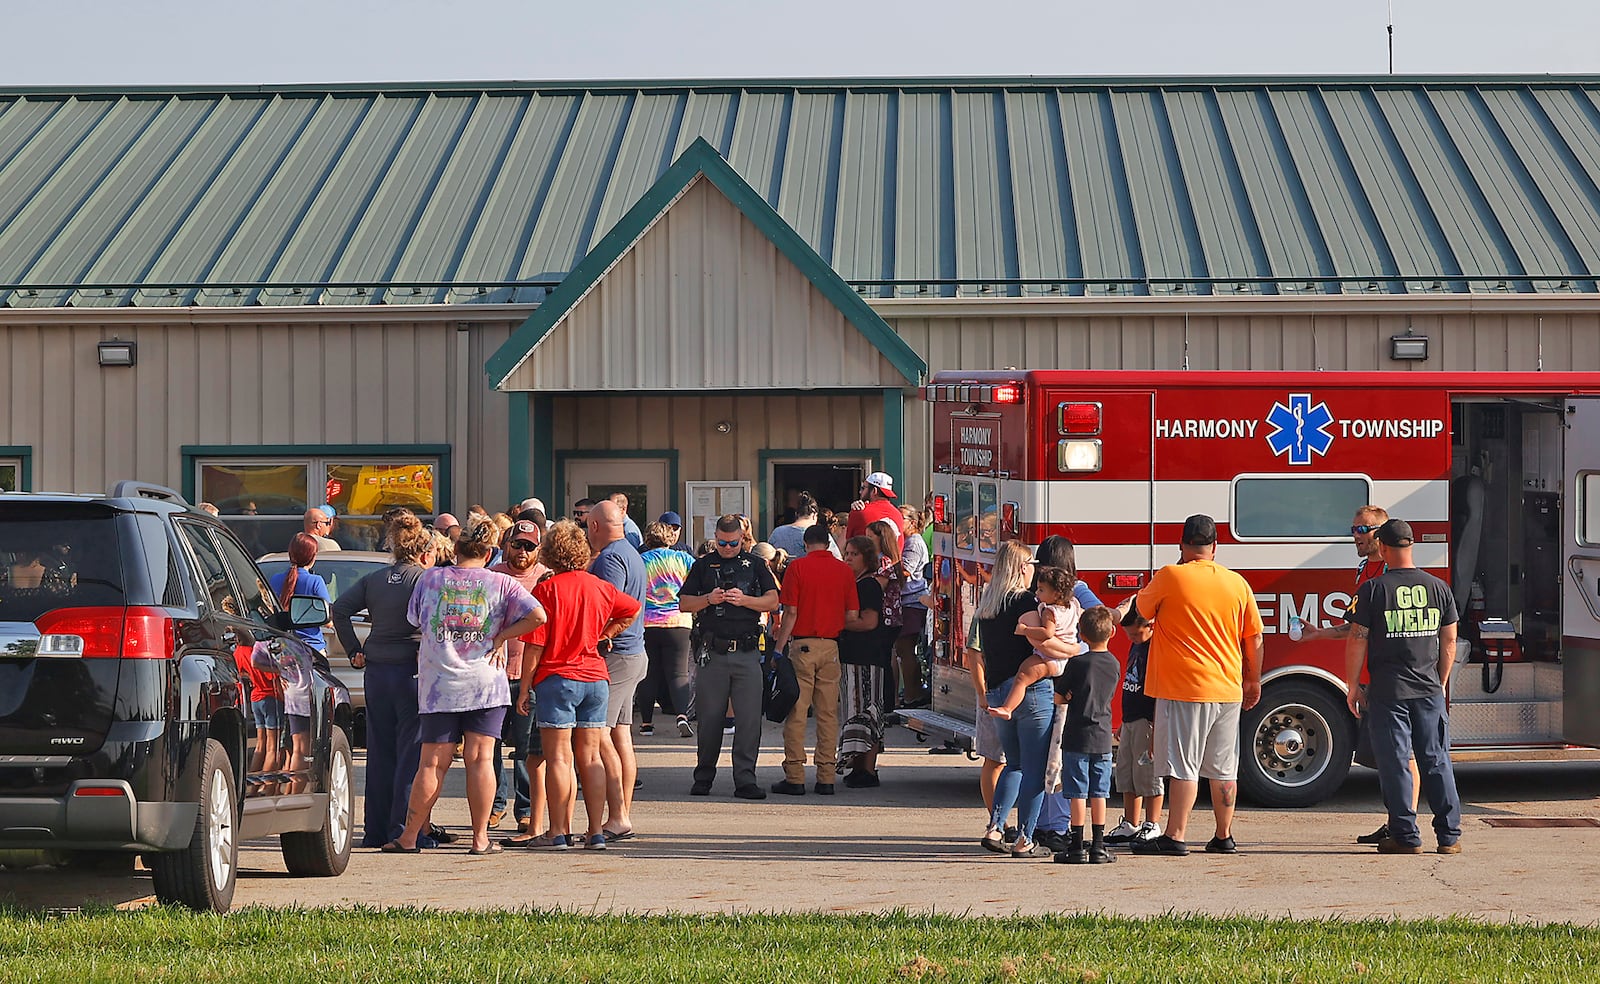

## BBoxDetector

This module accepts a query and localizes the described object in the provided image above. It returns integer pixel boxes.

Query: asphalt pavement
[5,718,1599,921]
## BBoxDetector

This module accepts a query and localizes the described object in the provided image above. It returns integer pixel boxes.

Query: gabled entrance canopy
[486,138,925,392]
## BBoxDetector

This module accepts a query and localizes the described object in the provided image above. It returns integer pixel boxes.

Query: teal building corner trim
[553,449,681,519]
[507,393,530,506]
[485,137,927,391]
[531,394,555,514]
[179,444,454,512]
[755,447,881,540]
[881,388,905,489]
[0,445,32,491]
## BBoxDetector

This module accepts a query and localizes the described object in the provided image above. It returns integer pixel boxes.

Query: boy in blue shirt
[1052,606,1123,864]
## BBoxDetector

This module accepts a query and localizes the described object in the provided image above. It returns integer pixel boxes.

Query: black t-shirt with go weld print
[1348,567,1459,702]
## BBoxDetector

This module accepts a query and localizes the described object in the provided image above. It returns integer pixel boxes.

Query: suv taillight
[33,607,174,659]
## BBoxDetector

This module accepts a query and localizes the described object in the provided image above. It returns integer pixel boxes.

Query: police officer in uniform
[679,514,781,799]
[1343,518,1464,856]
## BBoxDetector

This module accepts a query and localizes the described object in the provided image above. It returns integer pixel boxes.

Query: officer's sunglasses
[1351,524,1381,535]
[715,538,741,548]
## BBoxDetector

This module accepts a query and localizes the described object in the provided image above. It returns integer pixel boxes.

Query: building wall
[547,391,884,518]
[0,312,521,508]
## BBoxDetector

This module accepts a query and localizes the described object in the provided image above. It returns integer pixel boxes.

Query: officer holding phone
[679,514,781,800]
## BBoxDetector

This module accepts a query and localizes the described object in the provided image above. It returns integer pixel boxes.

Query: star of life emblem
[1265,393,1335,465]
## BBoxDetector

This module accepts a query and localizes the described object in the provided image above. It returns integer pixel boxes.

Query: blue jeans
[987,678,1054,841]
[1368,691,1463,847]
[493,681,534,818]
[362,662,422,846]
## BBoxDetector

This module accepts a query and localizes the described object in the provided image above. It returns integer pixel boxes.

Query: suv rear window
[0,505,125,622]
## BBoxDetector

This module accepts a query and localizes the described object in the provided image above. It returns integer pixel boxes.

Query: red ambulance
[900,369,1600,807]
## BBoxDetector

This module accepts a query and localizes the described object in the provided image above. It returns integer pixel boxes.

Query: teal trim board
[882,389,905,490]
[487,138,927,390]
[553,449,681,519]
[531,394,555,517]
[0,446,32,492]
[507,393,530,506]
[180,444,454,513]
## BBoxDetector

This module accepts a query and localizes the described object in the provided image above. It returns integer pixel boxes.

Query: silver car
[257,550,393,743]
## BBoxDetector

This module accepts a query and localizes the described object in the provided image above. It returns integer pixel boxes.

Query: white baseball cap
[519,497,546,515]
[864,472,896,499]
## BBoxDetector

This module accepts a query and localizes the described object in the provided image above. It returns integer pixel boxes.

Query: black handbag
[762,650,801,723]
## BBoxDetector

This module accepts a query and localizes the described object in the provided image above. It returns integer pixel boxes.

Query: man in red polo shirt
[770,524,860,795]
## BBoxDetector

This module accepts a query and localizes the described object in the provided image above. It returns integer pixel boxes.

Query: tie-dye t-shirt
[406,566,540,714]
[640,547,696,629]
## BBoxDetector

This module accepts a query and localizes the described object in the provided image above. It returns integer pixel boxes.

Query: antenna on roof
[1387,0,1395,74]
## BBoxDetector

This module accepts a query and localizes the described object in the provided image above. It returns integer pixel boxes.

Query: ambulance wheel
[1239,681,1353,808]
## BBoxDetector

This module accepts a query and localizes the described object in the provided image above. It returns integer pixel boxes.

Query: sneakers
[1134,821,1162,842]
[770,780,806,796]
[689,781,712,796]
[813,782,835,795]
[843,770,880,788]
[1204,836,1238,855]
[733,784,768,800]
[1356,823,1390,845]
[638,723,654,736]
[1131,834,1189,857]
[677,715,695,738]
[1376,837,1424,855]
[583,832,607,850]
[1104,819,1140,845]
[1437,842,1463,855]
[723,717,736,736]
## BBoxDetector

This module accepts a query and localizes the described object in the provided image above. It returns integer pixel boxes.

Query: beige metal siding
[502,178,904,392]
[547,391,883,515]
[0,315,518,506]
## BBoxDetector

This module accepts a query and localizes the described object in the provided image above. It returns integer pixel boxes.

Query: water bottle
[1287,614,1303,642]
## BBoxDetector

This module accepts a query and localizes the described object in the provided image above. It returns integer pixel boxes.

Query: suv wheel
[281,728,354,876]
[150,738,238,912]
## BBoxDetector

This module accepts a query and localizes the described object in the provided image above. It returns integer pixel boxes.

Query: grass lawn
[1,908,1596,983]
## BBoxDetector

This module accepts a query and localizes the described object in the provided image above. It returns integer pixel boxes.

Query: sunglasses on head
[1351,524,1381,535]
[716,539,741,548]
[508,539,538,551]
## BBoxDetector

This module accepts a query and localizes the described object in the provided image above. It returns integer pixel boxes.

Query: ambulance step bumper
[1449,700,1563,744]
[892,708,975,751]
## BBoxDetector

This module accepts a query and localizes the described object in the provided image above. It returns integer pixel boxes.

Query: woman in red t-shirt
[512,521,642,850]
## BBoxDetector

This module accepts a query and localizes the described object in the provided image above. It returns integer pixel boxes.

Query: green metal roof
[4,76,1600,306]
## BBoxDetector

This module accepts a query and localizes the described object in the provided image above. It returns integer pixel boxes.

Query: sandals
[379,840,420,854]
[502,831,560,849]
[601,827,634,842]
[467,843,504,856]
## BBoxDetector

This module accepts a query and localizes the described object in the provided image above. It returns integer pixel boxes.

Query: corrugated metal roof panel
[2,78,1600,304]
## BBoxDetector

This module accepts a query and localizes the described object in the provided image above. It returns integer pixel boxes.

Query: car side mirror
[272,595,329,631]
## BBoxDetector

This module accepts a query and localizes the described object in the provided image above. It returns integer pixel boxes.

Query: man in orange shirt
[1129,514,1263,858]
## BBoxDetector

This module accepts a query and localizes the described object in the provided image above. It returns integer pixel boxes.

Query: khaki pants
[784,638,842,784]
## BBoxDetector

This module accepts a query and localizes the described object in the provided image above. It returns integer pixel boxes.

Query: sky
[5,0,1600,86]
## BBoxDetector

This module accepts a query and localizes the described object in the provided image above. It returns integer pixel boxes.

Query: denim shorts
[534,675,610,730]
[418,706,507,744]
[1061,750,1114,800]
[251,695,284,731]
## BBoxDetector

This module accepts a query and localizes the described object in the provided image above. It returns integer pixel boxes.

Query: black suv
[0,481,355,911]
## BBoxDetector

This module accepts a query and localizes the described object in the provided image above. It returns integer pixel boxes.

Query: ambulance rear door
[1563,397,1600,746]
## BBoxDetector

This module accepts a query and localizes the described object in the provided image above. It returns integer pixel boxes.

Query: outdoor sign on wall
[685,481,751,548]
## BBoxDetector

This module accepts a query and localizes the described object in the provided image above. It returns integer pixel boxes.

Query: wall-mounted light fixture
[1389,329,1429,361]
[714,420,734,435]
[97,338,137,367]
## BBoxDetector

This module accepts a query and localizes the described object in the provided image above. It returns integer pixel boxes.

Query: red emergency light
[1105,573,1146,591]
[992,384,1022,404]
[1058,402,1102,435]
[931,494,948,524]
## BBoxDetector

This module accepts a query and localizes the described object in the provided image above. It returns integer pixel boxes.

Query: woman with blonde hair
[430,530,455,567]
[970,540,1069,858]
[894,506,931,707]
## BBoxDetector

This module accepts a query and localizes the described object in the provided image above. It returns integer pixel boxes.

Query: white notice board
[684,481,752,549]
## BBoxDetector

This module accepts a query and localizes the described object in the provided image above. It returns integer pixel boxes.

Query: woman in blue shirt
[267,533,331,653]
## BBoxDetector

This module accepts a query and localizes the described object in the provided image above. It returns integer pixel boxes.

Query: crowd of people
[236,470,1464,863]
[227,473,938,855]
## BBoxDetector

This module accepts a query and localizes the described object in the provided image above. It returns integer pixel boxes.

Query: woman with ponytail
[267,533,331,653]
[265,533,330,792]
